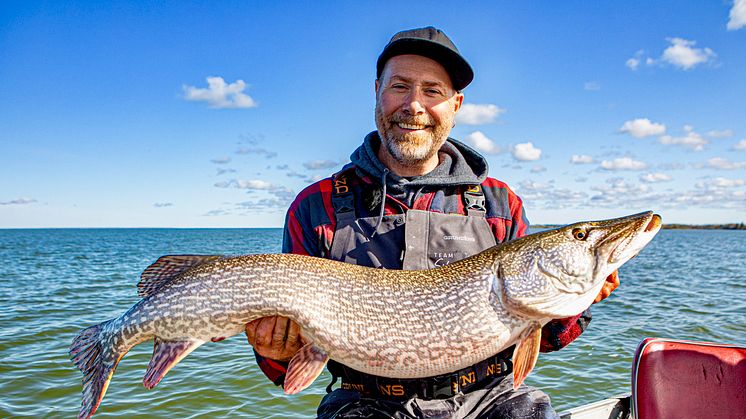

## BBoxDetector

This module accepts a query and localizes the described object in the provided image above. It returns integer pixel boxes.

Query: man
[246,27,619,418]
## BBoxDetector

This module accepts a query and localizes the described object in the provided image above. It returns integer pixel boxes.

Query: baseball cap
[376,26,474,91]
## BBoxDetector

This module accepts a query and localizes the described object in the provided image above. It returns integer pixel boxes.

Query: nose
[403,90,426,115]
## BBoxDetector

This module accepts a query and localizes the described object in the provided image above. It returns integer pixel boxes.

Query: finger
[272,316,290,346]
[610,270,620,287]
[594,284,610,304]
[255,316,278,347]
[593,291,604,304]
[285,320,302,347]
[245,319,260,344]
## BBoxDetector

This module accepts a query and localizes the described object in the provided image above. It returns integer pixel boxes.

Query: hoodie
[349,131,489,208]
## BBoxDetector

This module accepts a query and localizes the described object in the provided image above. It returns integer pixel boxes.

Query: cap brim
[377,38,474,91]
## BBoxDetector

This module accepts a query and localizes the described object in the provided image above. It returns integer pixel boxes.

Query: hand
[246,316,305,362]
[593,270,620,303]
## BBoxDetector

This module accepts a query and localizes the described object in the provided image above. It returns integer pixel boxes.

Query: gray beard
[375,104,452,167]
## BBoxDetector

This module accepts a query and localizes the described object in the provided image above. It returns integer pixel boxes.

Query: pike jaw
[496,211,662,319]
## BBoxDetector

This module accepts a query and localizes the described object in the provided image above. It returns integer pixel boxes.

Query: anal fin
[284,342,329,395]
[143,338,205,389]
[512,322,542,390]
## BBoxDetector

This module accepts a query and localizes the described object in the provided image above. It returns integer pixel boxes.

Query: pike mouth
[645,214,661,232]
[607,213,661,264]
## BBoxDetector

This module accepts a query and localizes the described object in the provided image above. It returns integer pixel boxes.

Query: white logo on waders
[443,235,476,242]
[434,258,448,267]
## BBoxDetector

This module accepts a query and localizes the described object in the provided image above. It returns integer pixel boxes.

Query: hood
[350,131,489,190]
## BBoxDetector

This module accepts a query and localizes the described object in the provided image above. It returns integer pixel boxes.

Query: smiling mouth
[396,122,429,130]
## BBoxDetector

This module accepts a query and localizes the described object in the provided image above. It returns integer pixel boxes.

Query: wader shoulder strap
[331,170,356,221]
[464,185,486,217]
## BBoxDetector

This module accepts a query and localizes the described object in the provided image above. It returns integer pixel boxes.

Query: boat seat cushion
[632,337,746,419]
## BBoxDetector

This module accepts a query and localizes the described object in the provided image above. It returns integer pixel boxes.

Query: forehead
[380,55,453,88]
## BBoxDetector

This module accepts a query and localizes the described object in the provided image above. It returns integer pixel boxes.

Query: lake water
[1,228,744,418]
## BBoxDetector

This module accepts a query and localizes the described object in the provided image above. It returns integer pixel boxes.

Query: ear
[452,92,464,113]
[375,79,380,95]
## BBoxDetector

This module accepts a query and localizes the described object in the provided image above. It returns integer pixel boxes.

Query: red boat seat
[632,337,746,419]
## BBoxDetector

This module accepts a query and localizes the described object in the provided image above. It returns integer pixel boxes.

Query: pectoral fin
[284,342,329,395]
[143,338,205,389]
[512,322,542,389]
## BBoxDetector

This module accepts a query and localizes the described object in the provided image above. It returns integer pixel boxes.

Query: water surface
[1,228,744,417]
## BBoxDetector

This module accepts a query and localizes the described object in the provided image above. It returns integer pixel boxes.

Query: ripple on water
[2,228,744,415]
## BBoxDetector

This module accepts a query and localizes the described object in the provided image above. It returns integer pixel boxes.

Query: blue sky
[1,1,745,228]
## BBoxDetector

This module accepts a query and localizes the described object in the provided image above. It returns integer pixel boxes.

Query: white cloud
[732,139,746,151]
[211,156,231,164]
[455,104,506,125]
[236,179,272,189]
[153,202,173,208]
[600,157,647,171]
[465,131,501,154]
[584,81,601,91]
[628,39,717,71]
[660,38,716,70]
[512,142,542,161]
[659,125,708,151]
[571,154,594,164]
[203,209,231,217]
[183,76,258,109]
[519,180,551,191]
[696,177,745,188]
[217,168,236,175]
[0,197,37,205]
[620,118,666,138]
[531,165,547,173]
[640,172,672,183]
[236,146,277,158]
[706,129,733,138]
[303,160,339,170]
[707,157,746,170]
[728,0,746,30]
[592,177,651,195]
[215,179,273,189]
[626,50,645,70]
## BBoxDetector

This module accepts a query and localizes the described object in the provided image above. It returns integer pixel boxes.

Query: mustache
[388,114,434,126]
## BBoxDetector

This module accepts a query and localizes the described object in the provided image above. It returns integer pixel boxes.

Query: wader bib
[318,173,557,418]
[329,180,496,270]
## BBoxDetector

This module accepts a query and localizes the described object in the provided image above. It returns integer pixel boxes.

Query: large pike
[70,211,661,418]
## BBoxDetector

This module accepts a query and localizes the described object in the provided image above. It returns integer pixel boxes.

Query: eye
[572,228,588,240]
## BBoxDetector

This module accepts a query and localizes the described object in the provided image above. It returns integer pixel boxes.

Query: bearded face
[375,99,455,166]
[374,55,463,170]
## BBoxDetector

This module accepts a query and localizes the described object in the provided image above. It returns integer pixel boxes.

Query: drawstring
[370,169,389,237]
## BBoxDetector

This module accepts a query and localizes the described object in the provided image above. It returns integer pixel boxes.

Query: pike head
[493,211,661,319]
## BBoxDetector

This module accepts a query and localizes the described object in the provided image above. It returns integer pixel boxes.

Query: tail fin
[69,320,124,419]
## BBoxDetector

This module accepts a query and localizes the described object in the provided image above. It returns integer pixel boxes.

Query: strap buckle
[464,185,486,214]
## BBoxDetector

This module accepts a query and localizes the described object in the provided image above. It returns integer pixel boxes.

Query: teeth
[398,123,426,130]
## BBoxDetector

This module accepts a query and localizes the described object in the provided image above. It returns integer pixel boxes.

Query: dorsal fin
[137,255,222,297]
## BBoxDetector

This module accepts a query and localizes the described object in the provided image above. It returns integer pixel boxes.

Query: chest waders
[324,172,512,400]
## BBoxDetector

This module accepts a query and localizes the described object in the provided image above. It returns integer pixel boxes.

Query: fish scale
[70,211,661,418]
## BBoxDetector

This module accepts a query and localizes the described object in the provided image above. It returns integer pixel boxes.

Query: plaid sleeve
[540,308,592,352]
[253,352,289,386]
[506,187,529,242]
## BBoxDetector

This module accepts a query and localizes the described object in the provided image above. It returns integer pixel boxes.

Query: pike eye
[572,228,588,240]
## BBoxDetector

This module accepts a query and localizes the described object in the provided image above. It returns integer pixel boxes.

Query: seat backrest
[632,337,746,419]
